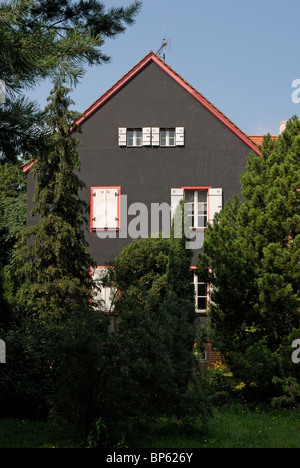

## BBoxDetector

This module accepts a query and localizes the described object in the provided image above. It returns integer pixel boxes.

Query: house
[23,51,275,364]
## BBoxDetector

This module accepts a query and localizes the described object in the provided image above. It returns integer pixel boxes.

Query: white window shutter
[106,188,119,229]
[142,127,151,146]
[208,188,223,224]
[92,188,106,229]
[118,127,127,146]
[152,127,160,146]
[175,127,184,146]
[171,188,184,221]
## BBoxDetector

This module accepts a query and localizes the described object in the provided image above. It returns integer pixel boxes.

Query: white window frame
[193,272,209,314]
[160,128,176,147]
[185,189,208,230]
[127,128,143,147]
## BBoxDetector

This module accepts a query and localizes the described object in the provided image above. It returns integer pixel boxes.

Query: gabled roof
[73,51,262,156]
[23,52,273,174]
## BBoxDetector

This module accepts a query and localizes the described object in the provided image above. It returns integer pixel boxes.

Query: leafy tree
[13,74,95,322]
[109,206,210,423]
[198,116,300,399]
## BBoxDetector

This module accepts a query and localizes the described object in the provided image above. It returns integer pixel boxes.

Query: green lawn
[0,418,83,448]
[138,407,300,448]
[0,407,299,448]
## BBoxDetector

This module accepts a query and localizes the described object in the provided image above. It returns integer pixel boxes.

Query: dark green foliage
[0,318,62,418]
[0,0,141,162]
[49,310,113,431]
[13,76,95,322]
[198,116,300,400]
[110,220,211,424]
[30,0,142,66]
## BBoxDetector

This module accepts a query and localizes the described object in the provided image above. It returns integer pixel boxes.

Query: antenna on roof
[156,36,170,61]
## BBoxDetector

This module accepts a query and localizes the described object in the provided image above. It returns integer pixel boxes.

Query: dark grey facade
[26,53,259,269]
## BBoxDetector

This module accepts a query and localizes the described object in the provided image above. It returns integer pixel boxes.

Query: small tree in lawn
[14,74,95,322]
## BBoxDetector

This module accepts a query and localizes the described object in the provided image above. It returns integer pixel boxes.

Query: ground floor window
[90,266,117,314]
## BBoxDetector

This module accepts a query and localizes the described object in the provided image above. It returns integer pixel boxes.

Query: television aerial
[156,36,171,61]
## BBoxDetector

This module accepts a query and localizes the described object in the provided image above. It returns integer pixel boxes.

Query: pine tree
[0,0,141,162]
[14,74,95,323]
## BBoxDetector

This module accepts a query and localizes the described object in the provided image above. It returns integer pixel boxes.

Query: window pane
[168,129,175,146]
[135,129,142,146]
[197,191,207,202]
[197,216,207,228]
[127,130,134,146]
[197,296,207,310]
[160,130,167,146]
[185,191,194,202]
[198,282,207,296]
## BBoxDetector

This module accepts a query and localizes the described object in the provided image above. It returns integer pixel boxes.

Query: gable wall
[28,61,253,266]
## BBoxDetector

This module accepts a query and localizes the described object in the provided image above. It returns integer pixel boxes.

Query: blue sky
[28,0,300,136]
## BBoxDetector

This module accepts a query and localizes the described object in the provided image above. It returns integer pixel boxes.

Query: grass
[135,406,300,448]
[0,406,299,448]
[0,418,83,448]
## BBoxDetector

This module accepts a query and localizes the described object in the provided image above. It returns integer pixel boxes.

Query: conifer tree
[198,116,300,397]
[0,0,141,162]
[164,201,203,419]
[14,74,95,322]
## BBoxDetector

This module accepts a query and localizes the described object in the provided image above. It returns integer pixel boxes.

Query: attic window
[160,128,175,146]
[118,127,184,147]
[127,129,143,147]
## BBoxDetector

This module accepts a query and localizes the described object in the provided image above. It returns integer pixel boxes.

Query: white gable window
[127,128,143,146]
[119,127,184,147]
[91,266,117,313]
[160,127,184,146]
[90,186,120,231]
[160,128,175,146]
